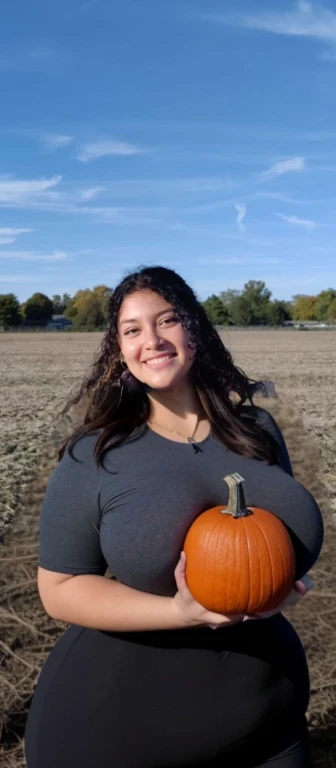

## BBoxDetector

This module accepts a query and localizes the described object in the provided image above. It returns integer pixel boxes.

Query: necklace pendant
[188,437,202,454]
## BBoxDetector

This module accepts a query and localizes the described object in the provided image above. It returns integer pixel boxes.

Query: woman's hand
[243,574,314,622]
[172,552,245,629]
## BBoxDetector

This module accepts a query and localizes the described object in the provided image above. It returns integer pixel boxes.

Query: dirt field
[1,330,336,767]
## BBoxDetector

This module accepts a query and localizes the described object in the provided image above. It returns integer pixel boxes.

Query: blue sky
[1,0,336,303]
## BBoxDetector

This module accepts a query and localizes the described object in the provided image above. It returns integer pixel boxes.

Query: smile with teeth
[145,354,176,367]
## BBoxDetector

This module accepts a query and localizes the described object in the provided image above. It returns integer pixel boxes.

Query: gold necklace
[147,417,204,453]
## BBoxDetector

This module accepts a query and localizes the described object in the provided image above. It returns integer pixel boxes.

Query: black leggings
[25,616,312,767]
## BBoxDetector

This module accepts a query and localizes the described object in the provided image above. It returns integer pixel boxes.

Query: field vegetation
[1,330,335,767]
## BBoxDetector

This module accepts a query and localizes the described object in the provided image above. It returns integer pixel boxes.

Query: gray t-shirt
[39,406,324,595]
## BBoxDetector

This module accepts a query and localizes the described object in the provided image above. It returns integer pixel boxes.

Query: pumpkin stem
[222,473,252,518]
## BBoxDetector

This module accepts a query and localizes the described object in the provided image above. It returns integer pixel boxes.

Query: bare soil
[1,331,335,767]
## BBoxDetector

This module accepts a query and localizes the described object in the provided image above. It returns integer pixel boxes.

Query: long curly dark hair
[59,265,278,466]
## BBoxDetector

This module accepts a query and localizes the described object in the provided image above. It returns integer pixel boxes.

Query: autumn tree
[291,295,317,321]
[64,285,112,327]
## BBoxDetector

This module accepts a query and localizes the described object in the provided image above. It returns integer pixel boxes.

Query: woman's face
[117,289,195,390]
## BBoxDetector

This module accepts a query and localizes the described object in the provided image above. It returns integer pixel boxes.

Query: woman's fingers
[295,575,314,593]
[174,552,190,595]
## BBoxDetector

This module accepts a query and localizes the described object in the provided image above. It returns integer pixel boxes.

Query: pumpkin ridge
[251,513,275,603]
[202,518,220,608]
[211,521,222,610]
[242,515,252,614]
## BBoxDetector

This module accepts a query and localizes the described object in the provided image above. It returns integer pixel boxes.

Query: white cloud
[80,187,105,201]
[0,250,68,262]
[42,134,73,151]
[201,2,336,43]
[0,175,62,203]
[0,227,33,245]
[234,203,247,231]
[275,213,318,228]
[260,157,306,180]
[76,140,144,163]
[0,227,33,235]
[240,2,336,42]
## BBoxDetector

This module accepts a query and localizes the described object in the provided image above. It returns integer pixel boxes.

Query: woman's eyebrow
[119,309,173,326]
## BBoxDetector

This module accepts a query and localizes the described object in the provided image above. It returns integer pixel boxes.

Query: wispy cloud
[42,134,73,151]
[0,227,32,245]
[80,187,105,201]
[0,227,32,236]
[275,213,318,228]
[254,191,322,205]
[0,175,62,203]
[0,250,68,262]
[260,157,306,180]
[76,140,144,163]
[234,203,247,231]
[201,2,336,43]
[239,2,336,42]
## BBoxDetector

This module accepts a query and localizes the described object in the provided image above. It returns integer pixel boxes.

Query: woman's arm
[38,567,185,631]
[37,556,246,632]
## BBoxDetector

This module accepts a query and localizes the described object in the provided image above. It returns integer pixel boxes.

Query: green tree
[0,293,21,328]
[327,298,336,323]
[292,295,317,321]
[219,289,241,311]
[22,293,53,325]
[315,289,336,322]
[52,293,72,314]
[240,280,272,324]
[220,281,272,326]
[52,294,64,314]
[267,300,292,326]
[92,285,113,323]
[202,295,230,325]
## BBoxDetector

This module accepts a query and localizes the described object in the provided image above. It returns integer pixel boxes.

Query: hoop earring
[120,354,128,370]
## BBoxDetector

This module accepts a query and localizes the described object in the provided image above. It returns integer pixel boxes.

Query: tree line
[0,281,336,330]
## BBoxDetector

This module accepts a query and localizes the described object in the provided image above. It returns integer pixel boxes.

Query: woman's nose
[144,329,164,349]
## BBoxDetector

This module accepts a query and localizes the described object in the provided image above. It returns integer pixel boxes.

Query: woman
[25,266,324,768]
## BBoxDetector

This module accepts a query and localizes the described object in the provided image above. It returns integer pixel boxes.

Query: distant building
[46,314,73,330]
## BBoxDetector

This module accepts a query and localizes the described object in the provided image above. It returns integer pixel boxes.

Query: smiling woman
[56,265,281,465]
[24,265,323,768]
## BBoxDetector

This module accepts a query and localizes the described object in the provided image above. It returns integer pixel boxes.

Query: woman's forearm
[42,574,186,632]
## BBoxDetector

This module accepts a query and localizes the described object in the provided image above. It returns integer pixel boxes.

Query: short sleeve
[39,439,108,575]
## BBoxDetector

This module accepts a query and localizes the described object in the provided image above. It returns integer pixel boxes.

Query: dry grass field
[1,330,336,767]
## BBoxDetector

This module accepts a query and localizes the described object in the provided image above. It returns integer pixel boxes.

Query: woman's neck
[147,382,204,425]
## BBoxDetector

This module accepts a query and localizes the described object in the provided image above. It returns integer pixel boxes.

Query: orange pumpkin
[184,473,296,615]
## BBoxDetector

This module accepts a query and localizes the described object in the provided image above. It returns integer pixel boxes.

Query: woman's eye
[124,328,138,336]
[161,316,178,325]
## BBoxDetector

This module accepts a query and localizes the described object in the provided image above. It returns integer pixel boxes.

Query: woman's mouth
[144,354,176,369]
